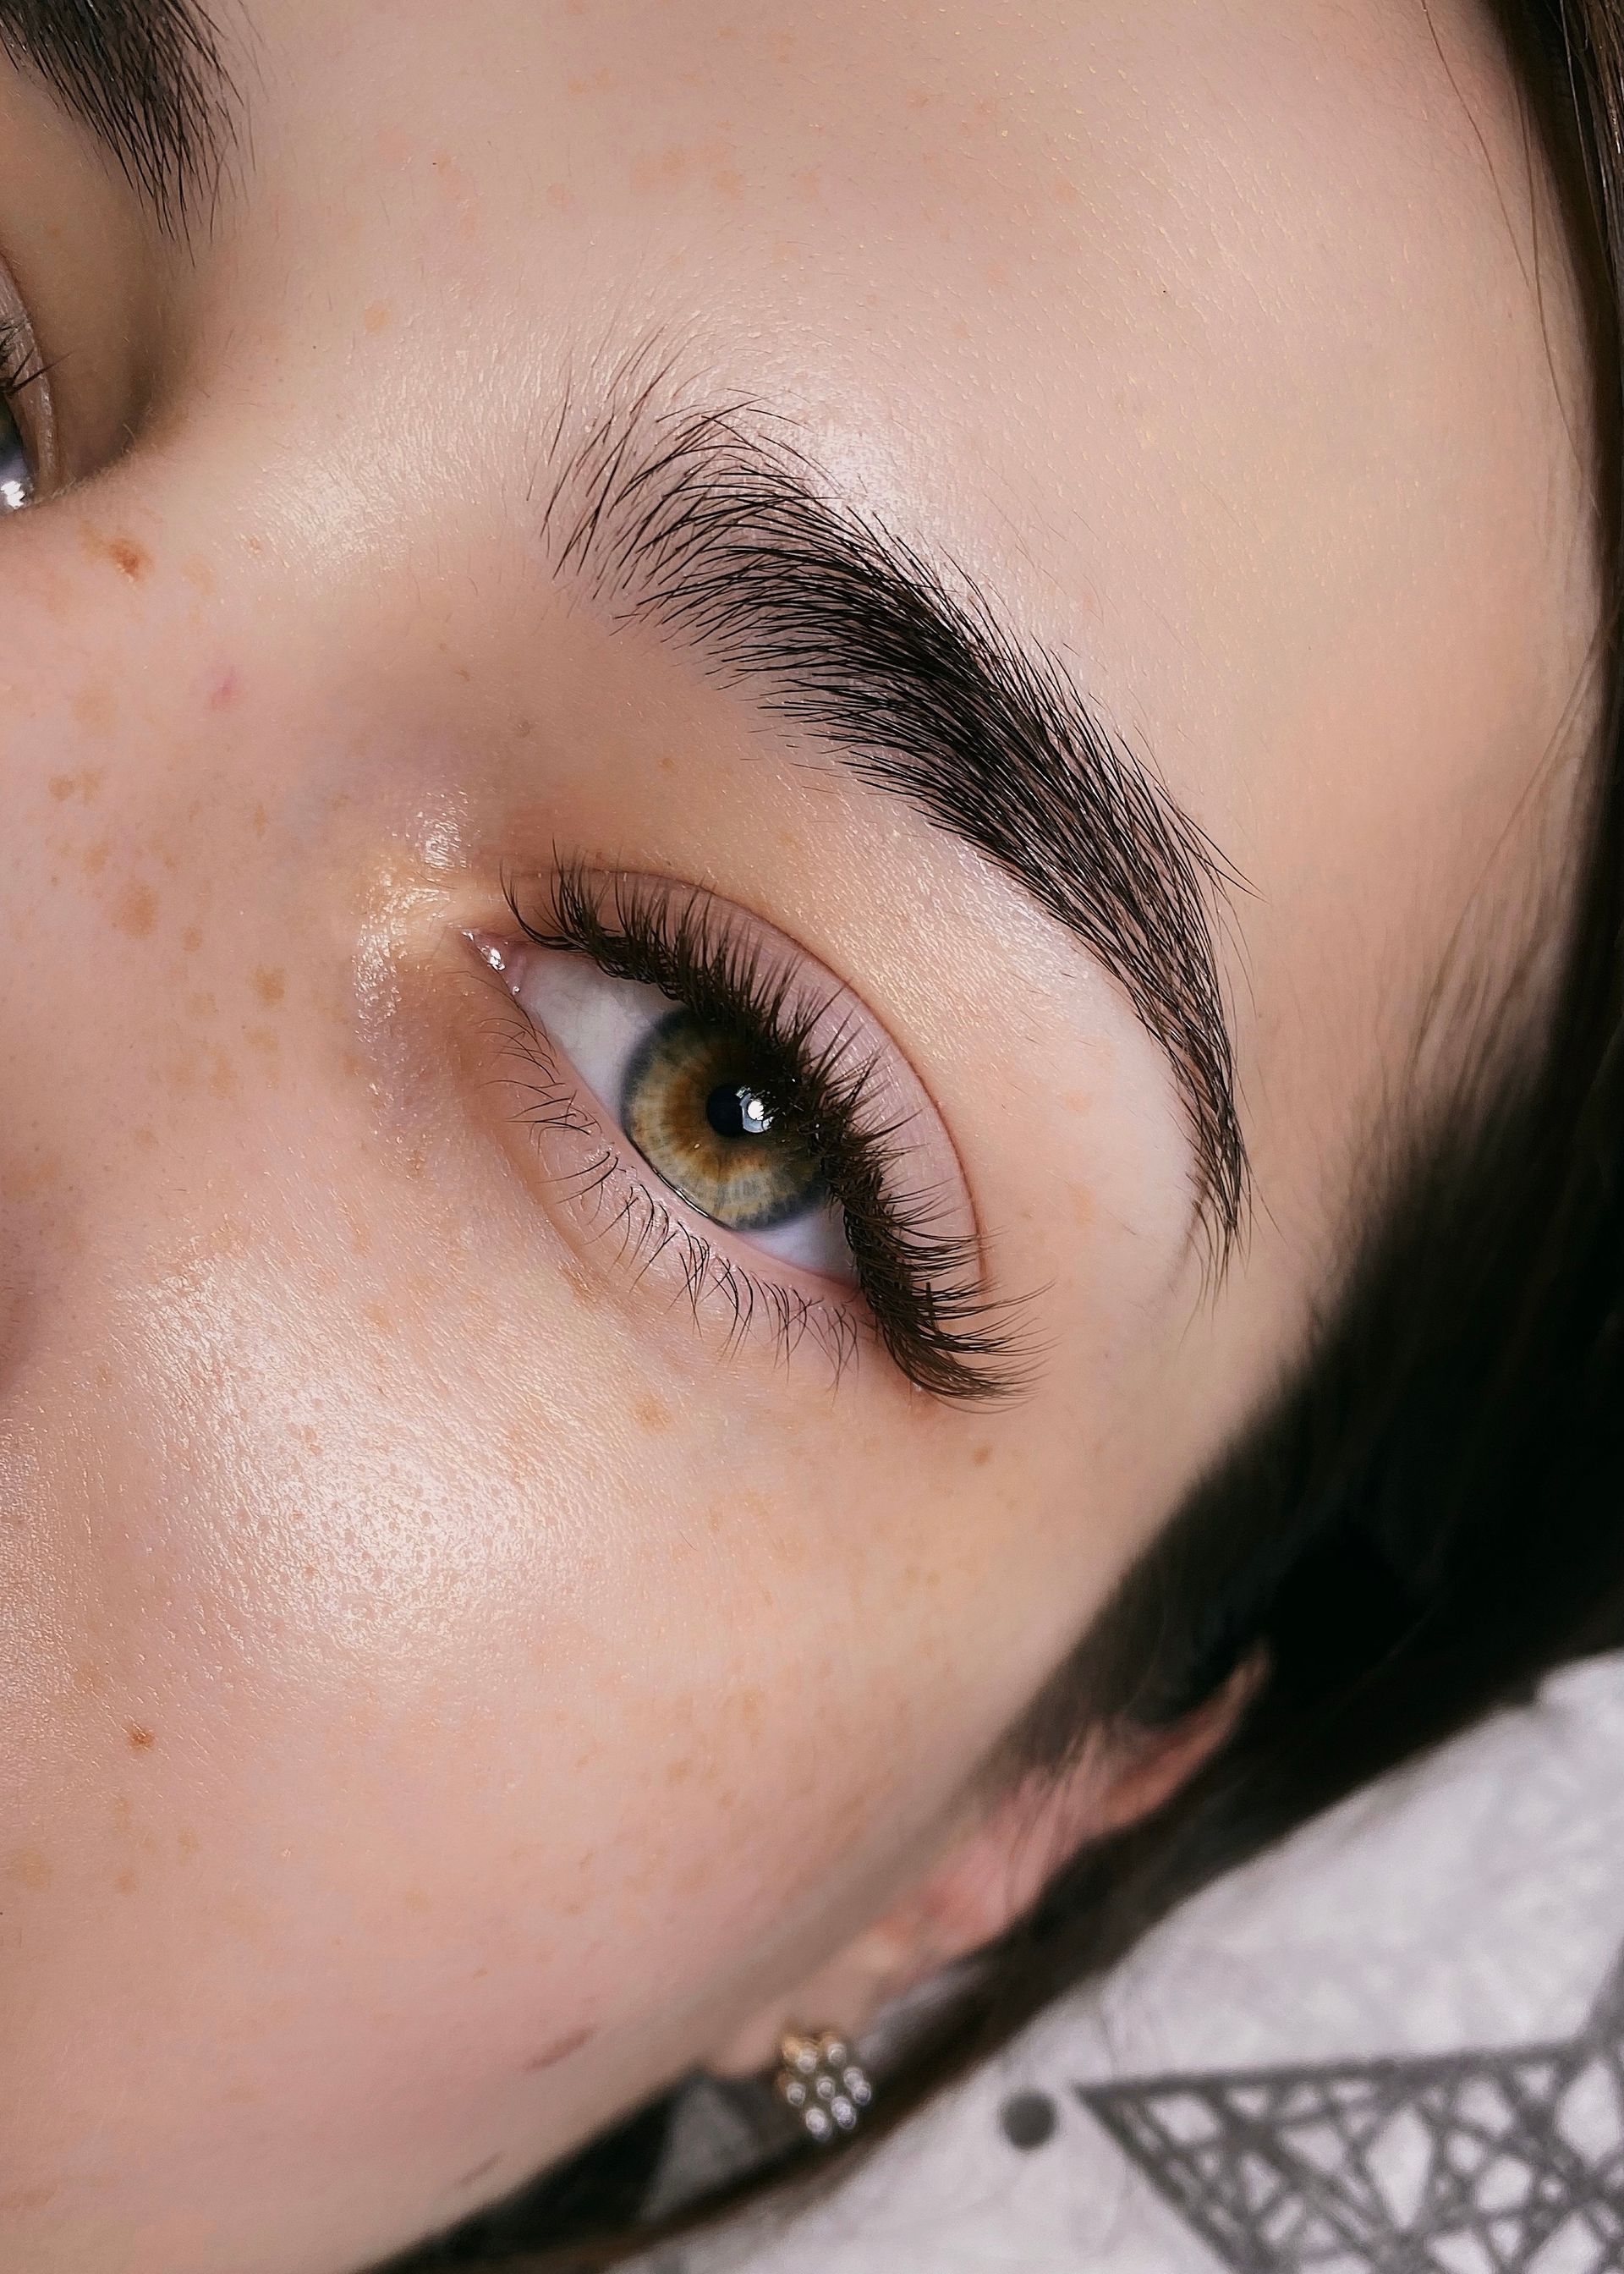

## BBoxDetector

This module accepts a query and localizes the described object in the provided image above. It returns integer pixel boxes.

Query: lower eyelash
[490,994,864,1386]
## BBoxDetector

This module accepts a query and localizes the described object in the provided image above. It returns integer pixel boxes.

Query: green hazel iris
[621,1010,827,1231]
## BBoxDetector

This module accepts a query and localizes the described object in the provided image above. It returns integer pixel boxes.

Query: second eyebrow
[0,0,238,231]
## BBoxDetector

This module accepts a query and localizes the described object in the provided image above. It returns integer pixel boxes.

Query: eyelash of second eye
[0,316,47,400]
[497,861,1026,1404]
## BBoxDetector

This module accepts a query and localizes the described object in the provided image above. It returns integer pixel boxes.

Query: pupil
[706,1082,772,1140]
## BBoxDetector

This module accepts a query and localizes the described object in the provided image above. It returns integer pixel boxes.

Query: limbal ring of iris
[621,1010,828,1231]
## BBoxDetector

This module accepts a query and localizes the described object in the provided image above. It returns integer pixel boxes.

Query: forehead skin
[0,3,1599,2272]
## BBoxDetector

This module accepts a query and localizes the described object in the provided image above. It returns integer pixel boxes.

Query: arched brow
[541,369,1252,1262]
[0,0,239,232]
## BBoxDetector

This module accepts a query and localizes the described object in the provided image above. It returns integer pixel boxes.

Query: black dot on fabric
[999,2089,1059,2150]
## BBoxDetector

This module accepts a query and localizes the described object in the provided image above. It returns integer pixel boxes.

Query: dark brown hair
[387,5,1624,2263]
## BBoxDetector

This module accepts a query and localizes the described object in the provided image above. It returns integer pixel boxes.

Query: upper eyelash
[500,860,1029,1404]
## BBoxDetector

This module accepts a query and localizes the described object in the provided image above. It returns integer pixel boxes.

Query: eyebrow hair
[0,0,237,229]
[543,371,1251,1255]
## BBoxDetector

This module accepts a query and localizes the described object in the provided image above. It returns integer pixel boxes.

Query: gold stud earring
[774,2028,875,2143]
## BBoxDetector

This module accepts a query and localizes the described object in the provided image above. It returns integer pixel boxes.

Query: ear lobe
[705,1651,1265,2079]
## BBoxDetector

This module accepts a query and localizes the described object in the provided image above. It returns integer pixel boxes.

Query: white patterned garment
[641,1650,1624,2274]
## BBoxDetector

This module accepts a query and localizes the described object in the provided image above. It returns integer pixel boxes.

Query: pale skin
[0,3,1603,2271]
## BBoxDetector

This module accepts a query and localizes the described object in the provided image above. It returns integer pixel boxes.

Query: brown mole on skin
[253,965,287,1008]
[81,524,151,581]
[125,1723,156,1750]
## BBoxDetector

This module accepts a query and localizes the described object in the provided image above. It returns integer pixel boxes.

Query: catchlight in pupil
[708,1085,773,1139]
[622,1010,826,1233]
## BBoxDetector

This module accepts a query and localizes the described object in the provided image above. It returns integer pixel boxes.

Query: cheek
[1,1173,1029,2242]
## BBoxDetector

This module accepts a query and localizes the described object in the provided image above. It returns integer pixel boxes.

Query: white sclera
[505,946,857,1282]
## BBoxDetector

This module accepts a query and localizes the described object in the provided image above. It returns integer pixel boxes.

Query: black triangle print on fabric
[1076,1936,1624,2272]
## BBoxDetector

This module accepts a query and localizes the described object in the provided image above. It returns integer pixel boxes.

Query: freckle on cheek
[74,682,116,734]
[253,966,286,1008]
[82,523,151,581]
[113,882,158,938]
[126,1722,156,1750]
[7,1848,52,1890]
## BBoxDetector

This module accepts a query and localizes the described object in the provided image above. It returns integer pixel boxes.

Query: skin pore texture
[0,3,1604,2271]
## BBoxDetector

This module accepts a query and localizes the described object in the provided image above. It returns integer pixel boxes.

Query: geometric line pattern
[1078,1936,1624,2273]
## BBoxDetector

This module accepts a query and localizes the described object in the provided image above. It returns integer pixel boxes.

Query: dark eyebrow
[0,0,238,229]
[543,374,1250,1256]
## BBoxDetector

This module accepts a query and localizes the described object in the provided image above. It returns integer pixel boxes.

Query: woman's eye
[0,305,50,513]
[466,870,1013,1403]
[485,944,857,1282]
[0,396,34,513]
